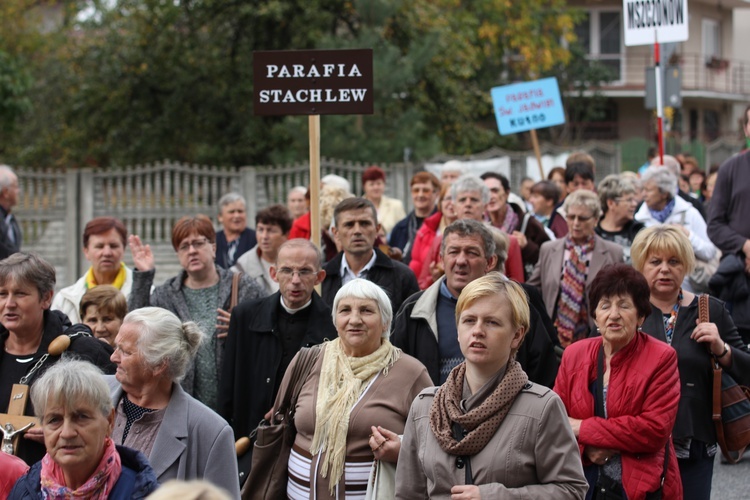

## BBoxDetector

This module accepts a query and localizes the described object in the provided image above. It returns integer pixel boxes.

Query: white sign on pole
[623,0,689,46]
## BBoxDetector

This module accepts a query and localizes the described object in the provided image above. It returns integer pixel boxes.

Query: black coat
[322,248,420,316]
[391,279,559,388]
[641,296,750,444]
[0,310,115,464]
[215,228,257,269]
[218,292,337,439]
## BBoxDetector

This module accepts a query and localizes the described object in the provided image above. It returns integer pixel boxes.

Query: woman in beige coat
[395,273,588,499]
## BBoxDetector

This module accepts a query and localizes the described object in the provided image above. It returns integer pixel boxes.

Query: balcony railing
[586,52,750,97]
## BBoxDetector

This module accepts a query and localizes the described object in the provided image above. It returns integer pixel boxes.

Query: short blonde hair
[455,273,529,355]
[631,225,696,275]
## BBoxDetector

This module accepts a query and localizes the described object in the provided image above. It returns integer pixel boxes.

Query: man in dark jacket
[218,239,336,440]
[322,198,419,315]
[389,171,440,264]
[391,220,558,387]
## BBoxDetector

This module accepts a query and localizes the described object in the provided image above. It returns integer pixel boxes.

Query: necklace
[663,289,683,345]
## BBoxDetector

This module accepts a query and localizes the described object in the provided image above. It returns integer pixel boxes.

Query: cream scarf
[310,337,400,493]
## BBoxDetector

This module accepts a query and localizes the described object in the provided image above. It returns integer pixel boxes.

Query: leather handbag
[241,345,322,500]
[699,295,750,464]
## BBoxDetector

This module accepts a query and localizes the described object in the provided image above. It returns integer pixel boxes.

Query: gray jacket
[106,377,240,498]
[128,265,263,393]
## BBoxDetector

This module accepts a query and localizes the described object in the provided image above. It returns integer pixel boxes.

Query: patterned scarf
[648,197,676,223]
[429,361,528,456]
[555,235,595,347]
[40,437,121,499]
[311,337,401,493]
[84,262,127,290]
[499,204,520,234]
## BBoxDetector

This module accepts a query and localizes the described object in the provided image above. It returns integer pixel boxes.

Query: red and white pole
[654,31,664,164]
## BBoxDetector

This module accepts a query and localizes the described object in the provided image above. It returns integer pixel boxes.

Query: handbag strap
[519,212,532,234]
[597,343,671,487]
[700,295,742,463]
[274,345,322,422]
[230,271,242,311]
[595,344,606,419]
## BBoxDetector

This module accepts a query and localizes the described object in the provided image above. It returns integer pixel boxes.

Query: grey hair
[123,307,204,381]
[276,238,323,269]
[642,166,677,199]
[145,480,232,500]
[0,252,56,297]
[441,160,463,174]
[332,278,393,337]
[650,154,681,176]
[598,175,637,214]
[488,227,509,271]
[450,175,490,205]
[31,359,113,418]
[0,165,17,191]
[321,174,352,194]
[288,186,307,196]
[441,219,496,258]
[218,192,246,212]
[563,190,602,220]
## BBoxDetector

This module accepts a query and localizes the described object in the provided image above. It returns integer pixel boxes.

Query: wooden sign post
[0,384,40,456]
[253,49,374,252]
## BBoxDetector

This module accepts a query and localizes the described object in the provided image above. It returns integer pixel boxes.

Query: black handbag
[239,345,321,499]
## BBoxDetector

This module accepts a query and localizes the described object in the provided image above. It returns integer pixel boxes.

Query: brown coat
[282,348,432,499]
[395,383,588,499]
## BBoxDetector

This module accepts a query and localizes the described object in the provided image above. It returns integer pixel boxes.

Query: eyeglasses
[565,214,594,223]
[276,268,316,278]
[177,238,210,253]
[615,197,638,205]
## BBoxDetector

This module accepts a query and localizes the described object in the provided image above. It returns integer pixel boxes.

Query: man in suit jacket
[322,197,419,315]
[0,165,21,259]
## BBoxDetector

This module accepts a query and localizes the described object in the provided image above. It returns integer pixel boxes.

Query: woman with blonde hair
[396,273,587,498]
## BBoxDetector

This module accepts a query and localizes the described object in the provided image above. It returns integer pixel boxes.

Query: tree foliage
[0,0,579,167]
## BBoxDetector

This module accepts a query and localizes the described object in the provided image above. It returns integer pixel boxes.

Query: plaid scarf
[555,236,595,347]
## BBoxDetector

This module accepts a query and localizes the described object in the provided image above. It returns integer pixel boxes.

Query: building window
[574,10,623,82]
[702,19,721,63]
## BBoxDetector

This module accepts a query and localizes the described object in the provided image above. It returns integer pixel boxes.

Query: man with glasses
[218,238,336,442]
[595,175,644,265]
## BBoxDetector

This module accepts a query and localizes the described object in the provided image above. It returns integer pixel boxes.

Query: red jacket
[409,211,442,281]
[554,331,682,500]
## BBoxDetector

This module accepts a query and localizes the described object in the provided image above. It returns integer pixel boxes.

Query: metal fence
[16,138,740,288]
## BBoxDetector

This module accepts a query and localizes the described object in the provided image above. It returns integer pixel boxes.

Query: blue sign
[491,77,565,135]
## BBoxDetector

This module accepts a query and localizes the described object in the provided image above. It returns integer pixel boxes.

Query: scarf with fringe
[310,337,400,493]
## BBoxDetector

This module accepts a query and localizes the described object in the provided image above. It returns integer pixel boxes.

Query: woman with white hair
[281,279,431,499]
[107,307,240,498]
[635,166,717,292]
[9,359,159,499]
[528,190,624,347]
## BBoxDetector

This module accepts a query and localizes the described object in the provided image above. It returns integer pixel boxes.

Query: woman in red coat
[554,264,682,500]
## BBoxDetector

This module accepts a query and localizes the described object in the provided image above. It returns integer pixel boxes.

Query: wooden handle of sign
[236,436,251,456]
[309,115,322,295]
[530,129,544,179]
[48,335,71,356]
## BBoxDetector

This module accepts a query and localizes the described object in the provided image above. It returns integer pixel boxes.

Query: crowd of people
[1,107,750,499]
